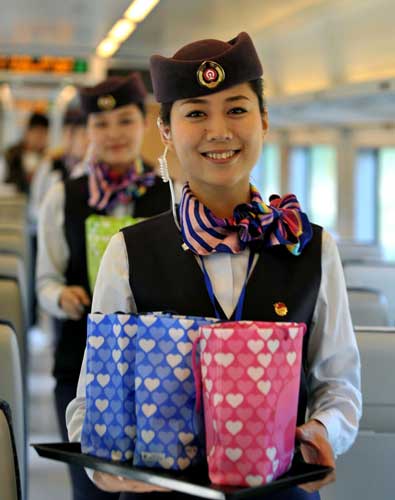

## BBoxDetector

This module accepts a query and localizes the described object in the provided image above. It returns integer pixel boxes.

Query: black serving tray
[32,442,332,499]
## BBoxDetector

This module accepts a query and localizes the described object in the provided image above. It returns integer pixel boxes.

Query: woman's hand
[93,471,170,493]
[295,419,336,492]
[59,286,90,320]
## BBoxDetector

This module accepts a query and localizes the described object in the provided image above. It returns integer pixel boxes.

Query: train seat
[347,287,390,326]
[321,328,395,500]
[344,261,395,326]
[0,322,24,499]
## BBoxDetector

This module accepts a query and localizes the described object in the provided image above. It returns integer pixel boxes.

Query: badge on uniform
[196,60,225,89]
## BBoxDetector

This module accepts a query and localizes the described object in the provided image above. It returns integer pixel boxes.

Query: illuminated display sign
[0,55,88,74]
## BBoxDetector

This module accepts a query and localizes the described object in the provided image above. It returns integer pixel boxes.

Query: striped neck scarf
[88,158,156,212]
[179,183,312,256]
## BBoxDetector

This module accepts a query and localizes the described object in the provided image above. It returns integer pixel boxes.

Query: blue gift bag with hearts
[81,312,216,469]
[132,314,217,470]
[81,313,137,461]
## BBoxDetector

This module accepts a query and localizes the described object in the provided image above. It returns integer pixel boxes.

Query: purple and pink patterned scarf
[179,183,312,256]
[88,158,156,212]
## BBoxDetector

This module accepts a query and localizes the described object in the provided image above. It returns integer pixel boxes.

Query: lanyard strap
[200,251,254,321]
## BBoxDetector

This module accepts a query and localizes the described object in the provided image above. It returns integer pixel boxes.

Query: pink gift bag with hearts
[195,321,306,487]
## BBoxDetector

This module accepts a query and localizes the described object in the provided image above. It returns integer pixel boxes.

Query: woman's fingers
[93,471,170,493]
[296,420,336,493]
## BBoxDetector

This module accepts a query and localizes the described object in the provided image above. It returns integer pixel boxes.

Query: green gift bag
[85,214,143,291]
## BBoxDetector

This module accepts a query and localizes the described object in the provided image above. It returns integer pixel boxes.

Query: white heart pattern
[213,393,223,406]
[266,447,277,461]
[257,380,271,395]
[113,324,121,337]
[226,393,244,408]
[139,339,155,353]
[142,404,157,417]
[94,424,106,437]
[144,377,160,391]
[179,319,194,329]
[247,366,264,381]
[287,352,297,366]
[247,339,264,354]
[214,352,234,367]
[268,339,279,353]
[246,475,264,486]
[159,456,175,469]
[225,448,243,461]
[202,352,212,365]
[177,342,192,356]
[178,432,194,445]
[124,324,138,338]
[112,349,121,362]
[166,354,182,368]
[117,362,128,376]
[90,314,103,324]
[142,430,155,443]
[289,327,299,339]
[226,421,243,435]
[95,399,109,412]
[111,451,122,461]
[117,337,130,351]
[174,367,191,382]
[124,425,136,439]
[257,328,273,340]
[97,374,110,387]
[141,316,157,327]
[169,328,184,342]
[258,353,272,368]
[88,336,104,349]
[135,376,142,389]
[86,373,94,385]
[214,328,234,340]
[117,314,130,325]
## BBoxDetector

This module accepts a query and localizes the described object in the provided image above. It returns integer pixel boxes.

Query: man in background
[2,112,49,194]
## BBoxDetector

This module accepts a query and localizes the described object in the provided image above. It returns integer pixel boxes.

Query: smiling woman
[66,32,361,500]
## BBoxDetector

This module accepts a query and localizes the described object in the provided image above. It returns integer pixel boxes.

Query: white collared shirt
[66,227,362,459]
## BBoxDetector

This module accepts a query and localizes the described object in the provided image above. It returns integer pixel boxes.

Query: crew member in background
[0,111,49,194]
[36,73,170,500]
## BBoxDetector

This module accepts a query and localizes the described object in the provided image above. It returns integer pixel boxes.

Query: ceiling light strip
[96,0,160,58]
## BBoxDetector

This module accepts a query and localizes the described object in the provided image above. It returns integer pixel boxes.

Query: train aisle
[28,319,71,500]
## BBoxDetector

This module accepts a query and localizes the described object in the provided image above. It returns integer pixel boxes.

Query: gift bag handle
[191,336,203,413]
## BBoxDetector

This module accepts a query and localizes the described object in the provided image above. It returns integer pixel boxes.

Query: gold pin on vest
[274,302,288,317]
[97,94,116,111]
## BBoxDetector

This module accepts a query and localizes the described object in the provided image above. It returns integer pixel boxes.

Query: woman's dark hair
[135,101,147,118]
[159,78,266,126]
[27,112,49,129]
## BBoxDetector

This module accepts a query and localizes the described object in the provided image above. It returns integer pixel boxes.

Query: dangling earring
[158,145,170,183]
[157,144,181,231]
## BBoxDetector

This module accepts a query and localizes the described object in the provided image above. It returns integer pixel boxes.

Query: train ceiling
[1,0,395,125]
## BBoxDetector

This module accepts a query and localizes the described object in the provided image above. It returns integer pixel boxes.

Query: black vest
[4,143,29,194]
[52,157,68,181]
[53,170,171,383]
[122,211,322,425]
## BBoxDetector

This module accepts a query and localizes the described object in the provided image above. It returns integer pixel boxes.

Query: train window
[354,149,377,243]
[355,147,395,259]
[250,144,281,200]
[289,146,309,210]
[378,148,395,260]
[289,145,338,233]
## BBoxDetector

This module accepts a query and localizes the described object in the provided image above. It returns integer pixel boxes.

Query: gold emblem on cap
[97,94,116,111]
[197,61,225,89]
[274,302,288,317]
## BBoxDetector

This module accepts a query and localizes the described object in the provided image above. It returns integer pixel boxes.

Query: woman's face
[164,83,267,192]
[87,104,146,168]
